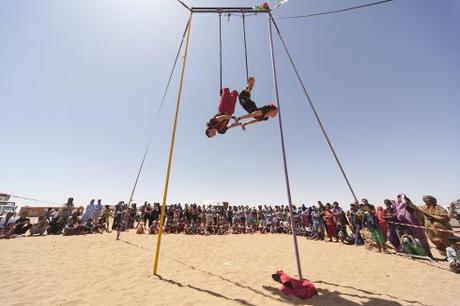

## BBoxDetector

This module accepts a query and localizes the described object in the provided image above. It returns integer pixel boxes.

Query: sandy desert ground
[1,231,458,306]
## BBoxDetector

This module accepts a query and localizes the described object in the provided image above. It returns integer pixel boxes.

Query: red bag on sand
[274,270,317,299]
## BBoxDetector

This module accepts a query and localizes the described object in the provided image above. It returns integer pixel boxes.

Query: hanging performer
[238,77,278,130]
[205,88,240,138]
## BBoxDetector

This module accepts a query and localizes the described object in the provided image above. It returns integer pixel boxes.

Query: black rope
[126,18,191,206]
[275,0,393,20]
[127,145,149,206]
[157,18,191,118]
[269,14,359,203]
[242,13,249,80]
[219,12,223,94]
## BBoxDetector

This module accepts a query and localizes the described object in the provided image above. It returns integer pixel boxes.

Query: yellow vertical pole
[153,13,193,275]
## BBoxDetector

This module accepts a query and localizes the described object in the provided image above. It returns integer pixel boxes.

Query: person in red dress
[375,206,388,241]
[205,88,239,138]
[323,203,338,242]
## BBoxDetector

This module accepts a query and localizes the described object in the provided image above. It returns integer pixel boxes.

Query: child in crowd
[400,230,427,257]
[363,204,387,253]
[136,223,145,234]
[446,237,460,273]
[323,204,338,242]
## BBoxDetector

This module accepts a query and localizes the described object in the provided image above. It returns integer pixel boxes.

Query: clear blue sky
[1,0,458,208]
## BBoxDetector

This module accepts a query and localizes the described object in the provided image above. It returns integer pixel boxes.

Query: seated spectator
[47,210,66,235]
[136,223,145,234]
[0,212,17,239]
[446,237,460,273]
[85,218,103,234]
[400,231,427,257]
[63,212,86,236]
[13,212,33,235]
[149,221,158,234]
[30,216,49,236]
[395,193,433,258]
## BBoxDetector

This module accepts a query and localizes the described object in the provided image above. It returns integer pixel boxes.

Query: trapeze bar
[191,7,270,14]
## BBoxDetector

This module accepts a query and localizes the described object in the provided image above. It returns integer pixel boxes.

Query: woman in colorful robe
[418,195,454,257]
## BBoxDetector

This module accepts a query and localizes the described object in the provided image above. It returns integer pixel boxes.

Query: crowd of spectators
[0,198,112,238]
[1,194,459,273]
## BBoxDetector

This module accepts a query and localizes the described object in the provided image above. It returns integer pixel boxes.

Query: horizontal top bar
[191,7,270,13]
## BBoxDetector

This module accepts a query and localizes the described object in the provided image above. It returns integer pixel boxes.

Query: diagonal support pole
[270,15,359,204]
[118,18,191,241]
[153,12,193,275]
[268,13,303,280]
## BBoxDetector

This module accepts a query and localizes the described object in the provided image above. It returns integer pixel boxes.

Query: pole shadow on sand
[170,258,286,303]
[119,239,429,306]
[312,280,432,306]
[155,275,257,306]
[168,258,417,306]
[263,285,404,306]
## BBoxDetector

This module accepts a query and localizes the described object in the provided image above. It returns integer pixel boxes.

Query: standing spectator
[62,197,74,221]
[383,199,400,250]
[100,205,112,232]
[112,201,124,231]
[93,199,103,222]
[317,201,326,238]
[375,206,388,241]
[81,199,95,223]
[301,205,311,229]
[323,203,338,242]
[363,204,387,253]
[418,195,454,256]
[226,206,233,225]
[349,204,364,245]
[332,202,349,242]
[310,206,323,240]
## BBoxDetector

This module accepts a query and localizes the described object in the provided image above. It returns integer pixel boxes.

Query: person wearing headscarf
[375,206,388,241]
[394,193,433,258]
[29,216,49,236]
[62,197,74,221]
[81,199,95,223]
[418,195,454,256]
[383,199,400,250]
[323,203,338,242]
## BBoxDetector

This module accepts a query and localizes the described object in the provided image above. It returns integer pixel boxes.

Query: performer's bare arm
[240,119,260,130]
